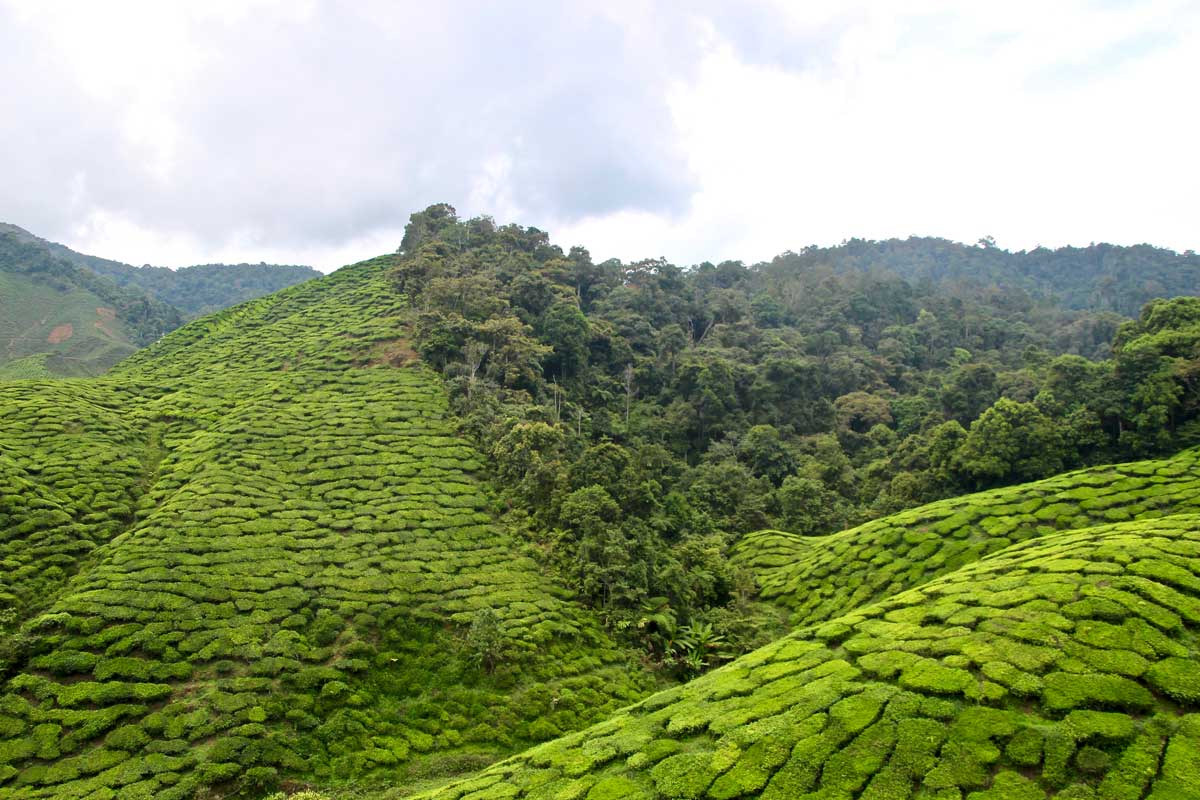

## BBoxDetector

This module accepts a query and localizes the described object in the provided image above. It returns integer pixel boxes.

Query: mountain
[0,224,320,377]
[0,255,653,800]
[79,261,321,321]
[2,206,1200,799]
[415,509,1200,800]
[766,237,1200,317]
[0,231,183,378]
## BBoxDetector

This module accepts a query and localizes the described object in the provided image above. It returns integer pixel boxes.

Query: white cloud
[555,0,1200,265]
[1,0,1196,271]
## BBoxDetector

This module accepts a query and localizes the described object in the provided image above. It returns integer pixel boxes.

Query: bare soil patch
[47,323,73,344]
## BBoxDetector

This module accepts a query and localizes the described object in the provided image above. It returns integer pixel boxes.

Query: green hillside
[0,257,654,799]
[767,238,1200,317]
[0,223,320,320]
[732,448,1200,629]
[0,233,181,378]
[0,224,319,377]
[3,207,1200,800]
[412,514,1200,800]
[83,262,321,320]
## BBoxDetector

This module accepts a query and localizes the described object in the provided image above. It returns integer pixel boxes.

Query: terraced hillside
[0,257,653,799]
[415,515,1200,800]
[0,223,319,377]
[0,380,151,617]
[0,265,166,380]
[732,449,1200,629]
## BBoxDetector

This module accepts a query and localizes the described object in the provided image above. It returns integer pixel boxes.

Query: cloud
[0,0,1196,270]
[0,1,707,266]
[554,0,1200,266]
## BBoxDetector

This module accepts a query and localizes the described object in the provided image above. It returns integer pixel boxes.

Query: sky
[1,0,1197,272]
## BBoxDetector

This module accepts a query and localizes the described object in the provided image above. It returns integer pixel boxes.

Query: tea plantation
[412,514,1200,800]
[4,250,1200,800]
[0,257,654,798]
[732,448,1200,630]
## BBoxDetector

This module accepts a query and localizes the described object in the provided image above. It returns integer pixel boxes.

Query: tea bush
[416,516,1200,800]
[0,258,654,798]
[734,447,1200,628]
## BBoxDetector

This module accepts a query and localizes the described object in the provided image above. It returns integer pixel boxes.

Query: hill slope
[82,261,321,320]
[413,514,1200,800]
[0,223,320,319]
[0,257,653,799]
[0,224,319,377]
[768,238,1200,316]
[732,448,1200,629]
[0,232,182,378]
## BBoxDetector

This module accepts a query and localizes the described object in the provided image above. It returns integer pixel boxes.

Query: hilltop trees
[954,398,1068,487]
[392,204,1200,669]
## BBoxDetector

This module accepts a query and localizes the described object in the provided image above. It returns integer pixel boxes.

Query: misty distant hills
[0,223,319,377]
[765,237,1200,317]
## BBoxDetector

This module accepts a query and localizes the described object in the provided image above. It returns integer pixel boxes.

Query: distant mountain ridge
[767,237,1200,317]
[81,260,321,320]
[0,223,319,377]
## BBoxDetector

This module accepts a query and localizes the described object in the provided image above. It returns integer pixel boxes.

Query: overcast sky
[1,0,1197,271]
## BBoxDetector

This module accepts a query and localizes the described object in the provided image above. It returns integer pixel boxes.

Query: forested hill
[384,204,1200,674]
[770,237,1200,316]
[0,223,319,318]
[0,231,182,377]
[82,261,321,319]
[0,224,319,377]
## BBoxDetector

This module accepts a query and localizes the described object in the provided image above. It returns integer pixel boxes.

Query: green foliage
[466,608,504,674]
[0,254,655,798]
[415,515,1200,800]
[955,398,1069,486]
[5,206,1200,800]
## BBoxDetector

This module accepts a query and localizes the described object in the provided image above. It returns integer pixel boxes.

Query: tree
[940,362,999,423]
[465,607,503,673]
[569,442,632,493]
[954,398,1069,486]
[684,460,772,535]
[834,391,894,434]
[399,203,458,254]
[557,486,642,609]
[738,425,796,486]
[492,422,566,511]
[777,475,848,535]
[623,363,636,429]
[537,301,590,379]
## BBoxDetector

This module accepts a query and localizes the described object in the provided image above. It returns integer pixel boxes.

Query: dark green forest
[84,262,321,319]
[772,236,1200,317]
[395,204,1200,673]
